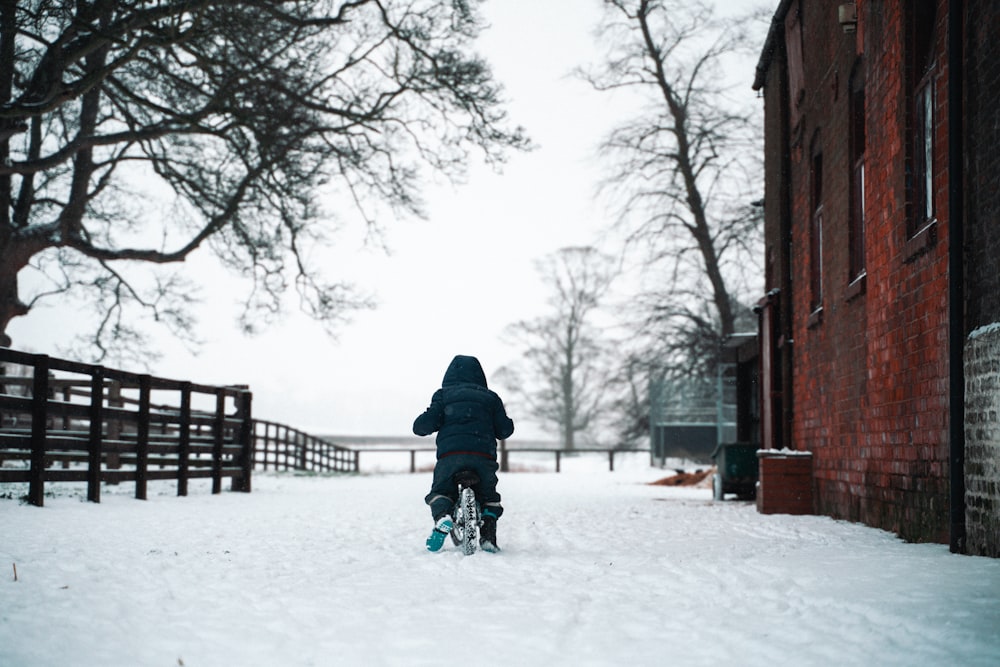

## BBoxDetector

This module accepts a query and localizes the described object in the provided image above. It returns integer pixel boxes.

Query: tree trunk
[639,2,737,338]
[0,246,30,347]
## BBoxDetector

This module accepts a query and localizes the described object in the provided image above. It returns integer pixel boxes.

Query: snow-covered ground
[2,453,999,666]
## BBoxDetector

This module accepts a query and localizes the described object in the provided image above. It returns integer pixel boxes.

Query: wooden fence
[0,348,255,506]
[0,348,358,506]
[254,419,357,473]
[510,448,623,473]
[0,349,636,508]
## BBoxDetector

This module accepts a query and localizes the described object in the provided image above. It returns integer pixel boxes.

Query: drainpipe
[752,0,794,453]
[947,0,966,554]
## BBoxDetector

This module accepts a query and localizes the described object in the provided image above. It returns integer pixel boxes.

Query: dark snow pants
[425,454,503,521]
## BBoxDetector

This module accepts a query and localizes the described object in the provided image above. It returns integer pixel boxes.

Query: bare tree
[495,247,617,450]
[582,0,764,370]
[600,349,650,446]
[0,0,528,361]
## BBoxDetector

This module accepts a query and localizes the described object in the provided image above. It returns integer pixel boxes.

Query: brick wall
[757,0,1000,552]
[781,0,951,543]
[757,451,814,515]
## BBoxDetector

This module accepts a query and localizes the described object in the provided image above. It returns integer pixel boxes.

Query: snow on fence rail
[0,349,359,506]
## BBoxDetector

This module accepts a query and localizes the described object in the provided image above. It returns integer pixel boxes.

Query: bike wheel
[449,497,463,546]
[459,486,479,555]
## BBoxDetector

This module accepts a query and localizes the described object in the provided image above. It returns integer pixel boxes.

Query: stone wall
[965,326,1000,557]
[962,0,1000,558]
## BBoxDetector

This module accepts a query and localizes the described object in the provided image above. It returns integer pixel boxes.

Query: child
[413,355,514,552]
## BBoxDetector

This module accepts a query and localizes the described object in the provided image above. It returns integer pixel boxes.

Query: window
[810,146,823,315]
[848,61,866,284]
[907,1,937,238]
[912,81,933,228]
[784,2,805,128]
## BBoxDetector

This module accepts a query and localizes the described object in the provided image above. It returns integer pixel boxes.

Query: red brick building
[753,0,1000,556]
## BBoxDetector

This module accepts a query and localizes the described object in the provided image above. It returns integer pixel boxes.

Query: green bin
[710,442,759,500]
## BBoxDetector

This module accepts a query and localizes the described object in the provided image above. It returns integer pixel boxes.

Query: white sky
[10,0,768,440]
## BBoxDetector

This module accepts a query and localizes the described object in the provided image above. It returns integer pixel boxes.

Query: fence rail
[348,443,632,473]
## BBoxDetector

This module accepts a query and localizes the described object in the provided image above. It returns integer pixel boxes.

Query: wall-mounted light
[838,3,858,33]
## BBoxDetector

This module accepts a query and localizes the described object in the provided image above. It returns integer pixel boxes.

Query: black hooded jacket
[413,355,515,460]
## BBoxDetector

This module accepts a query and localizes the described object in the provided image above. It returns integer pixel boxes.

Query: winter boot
[426,515,454,552]
[480,510,500,553]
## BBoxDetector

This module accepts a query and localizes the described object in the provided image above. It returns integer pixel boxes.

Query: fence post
[260,421,270,472]
[278,424,287,471]
[178,382,191,497]
[28,356,50,507]
[499,439,508,473]
[61,385,71,431]
[105,379,122,471]
[555,450,561,473]
[609,451,615,472]
[320,438,327,471]
[232,391,253,493]
[299,430,307,471]
[283,424,290,470]
[410,450,416,474]
[212,389,225,494]
[86,368,104,503]
[271,424,278,470]
[135,375,151,500]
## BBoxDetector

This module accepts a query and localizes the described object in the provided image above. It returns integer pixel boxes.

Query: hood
[442,355,488,388]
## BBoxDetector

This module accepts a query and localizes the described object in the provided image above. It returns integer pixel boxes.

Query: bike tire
[449,503,463,546]
[460,486,479,555]
[449,492,472,547]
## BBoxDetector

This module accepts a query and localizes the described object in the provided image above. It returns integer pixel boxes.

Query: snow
[2,454,999,666]
[969,321,1000,340]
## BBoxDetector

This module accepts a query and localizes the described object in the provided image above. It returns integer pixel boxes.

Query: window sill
[807,307,824,329]
[845,272,866,302]
[905,220,937,262]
